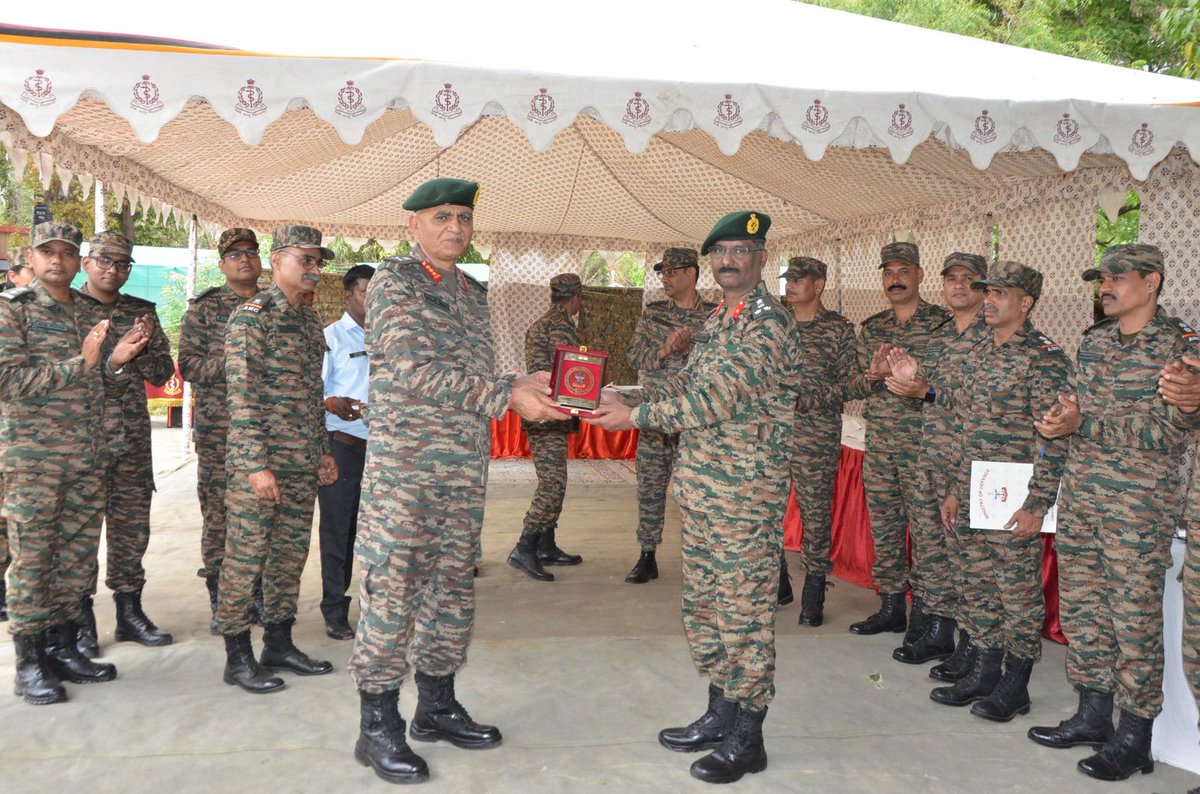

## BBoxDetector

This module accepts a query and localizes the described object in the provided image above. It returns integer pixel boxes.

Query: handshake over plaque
[549,344,609,417]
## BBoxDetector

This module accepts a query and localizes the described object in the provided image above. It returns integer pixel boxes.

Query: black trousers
[316,436,365,621]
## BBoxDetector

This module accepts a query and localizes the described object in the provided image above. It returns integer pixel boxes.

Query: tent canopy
[1,0,1197,247]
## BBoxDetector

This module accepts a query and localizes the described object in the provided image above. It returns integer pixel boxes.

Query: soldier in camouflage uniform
[1028,244,1200,782]
[589,211,796,785]
[0,247,33,621]
[507,273,586,581]
[624,247,715,585]
[846,243,950,643]
[880,252,989,668]
[215,224,340,695]
[348,178,563,784]
[0,222,150,705]
[925,262,1070,721]
[786,256,858,626]
[179,228,265,632]
[77,231,175,654]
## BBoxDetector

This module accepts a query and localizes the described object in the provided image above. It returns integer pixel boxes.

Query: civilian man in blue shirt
[319,265,375,639]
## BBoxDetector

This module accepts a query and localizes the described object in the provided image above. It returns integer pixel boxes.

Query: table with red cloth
[781,444,1065,644]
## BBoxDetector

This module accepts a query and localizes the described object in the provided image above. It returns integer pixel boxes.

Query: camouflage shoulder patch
[1083,316,1117,336]
[1163,315,1200,347]
[187,285,222,303]
[0,286,34,302]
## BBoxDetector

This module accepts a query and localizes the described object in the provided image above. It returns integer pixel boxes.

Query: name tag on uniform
[31,320,69,332]
[349,351,368,359]
[1077,351,1104,363]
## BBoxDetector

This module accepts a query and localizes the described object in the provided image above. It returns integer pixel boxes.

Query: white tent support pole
[181,214,197,456]
[94,180,106,234]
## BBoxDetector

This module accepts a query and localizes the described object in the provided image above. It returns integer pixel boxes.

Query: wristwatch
[922,386,936,404]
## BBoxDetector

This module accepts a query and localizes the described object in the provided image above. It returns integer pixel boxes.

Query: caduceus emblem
[802,99,830,134]
[21,69,56,106]
[527,88,557,124]
[1053,113,1081,145]
[971,109,997,144]
[1128,123,1154,156]
[714,94,742,129]
[235,79,266,117]
[130,74,163,113]
[336,80,365,118]
[432,83,462,120]
[888,103,913,139]
[622,91,650,128]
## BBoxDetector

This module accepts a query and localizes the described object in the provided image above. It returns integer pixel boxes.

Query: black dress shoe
[325,616,355,641]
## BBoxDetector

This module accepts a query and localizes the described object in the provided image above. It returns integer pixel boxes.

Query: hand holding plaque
[550,344,609,417]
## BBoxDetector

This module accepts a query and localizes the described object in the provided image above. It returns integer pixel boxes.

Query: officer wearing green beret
[0,221,150,704]
[589,210,797,784]
[348,178,562,783]
[508,272,586,580]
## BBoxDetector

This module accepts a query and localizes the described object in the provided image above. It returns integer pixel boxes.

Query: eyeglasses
[707,245,763,261]
[223,249,261,263]
[89,255,133,273]
[279,249,326,270]
[660,266,696,277]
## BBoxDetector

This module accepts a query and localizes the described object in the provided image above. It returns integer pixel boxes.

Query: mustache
[888,284,907,291]
[302,273,321,283]
[718,266,739,273]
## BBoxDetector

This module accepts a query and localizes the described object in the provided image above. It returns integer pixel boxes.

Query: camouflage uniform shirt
[179,285,245,449]
[626,299,718,389]
[523,302,579,434]
[793,305,858,429]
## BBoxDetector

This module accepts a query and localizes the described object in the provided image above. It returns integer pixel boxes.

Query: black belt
[329,430,366,449]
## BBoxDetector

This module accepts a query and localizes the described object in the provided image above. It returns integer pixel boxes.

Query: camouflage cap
[653,247,699,273]
[7,247,29,270]
[973,260,1043,300]
[271,225,334,260]
[1082,243,1165,282]
[30,221,82,251]
[87,231,135,263]
[784,256,827,280]
[880,241,919,268]
[700,211,771,256]
[218,227,259,257]
[403,178,480,212]
[550,272,583,300]
[941,251,988,278]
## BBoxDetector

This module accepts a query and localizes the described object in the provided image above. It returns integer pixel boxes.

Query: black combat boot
[690,706,768,784]
[625,550,658,584]
[1077,709,1154,781]
[659,683,738,752]
[893,614,956,664]
[12,632,67,705]
[849,592,907,635]
[355,689,429,784]
[114,588,173,647]
[222,631,285,693]
[76,596,99,659]
[798,571,827,627]
[260,619,333,675]
[536,527,582,566]
[1028,684,1115,749]
[44,621,117,684]
[507,529,554,581]
[900,595,926,647]
[409,671,502,749]
[971,653,1034,721]
[0,578,7,622]
[777,558,793,606]
[204,575,219,636]
[930,629,976,682]
[930,647,1003,706]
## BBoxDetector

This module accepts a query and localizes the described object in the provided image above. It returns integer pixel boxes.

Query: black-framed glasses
[223,249,261,263]
[707,245,763,261]
[279,249,325,270]
[89,255,133,273]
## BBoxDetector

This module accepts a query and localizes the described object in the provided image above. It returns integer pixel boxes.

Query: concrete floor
[2,427,1198,793]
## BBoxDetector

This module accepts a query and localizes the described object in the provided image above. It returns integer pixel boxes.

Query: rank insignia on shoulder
[189,286,221,302]
[240,296,267,314]
[1034,332,1061,352]
[0,286,33,301]
[751,298,776,318]
[1170,317,1200,345]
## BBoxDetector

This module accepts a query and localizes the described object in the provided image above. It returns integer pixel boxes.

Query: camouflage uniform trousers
[349,482,479,693]
[680,506,781,709]
[3,469,104,635]
[522,431,568,535]
[634,427,680,551]
[861,448,952,613]
[87,457,154,594]
[1182,522,1200,728]
[935,473,968,625]
[0,475,8,585]
[789,417,841,576]
[1057,483,1174,719]
[215,470,316,635]
[196,435,229,579]
[957,518,1045,661]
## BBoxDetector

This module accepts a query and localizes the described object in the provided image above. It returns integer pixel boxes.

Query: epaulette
[1163,315,1200,347]
[237,292,273,315]
[122,293,155,309]
[646,300,670,309]
[188,285,222,303]
[1026,329,1063,354]
[749,295,783,320]
[460,269,488,294]
[1083,316,1117,335]
[0,286,34,302]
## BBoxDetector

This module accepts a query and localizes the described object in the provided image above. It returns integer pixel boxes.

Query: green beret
[941,252,987,278]
[403,178,480,212]
[784,256,827,280]
[1083,243,1165,282]
[700,211,771,256]
[30,221,82,251]
[973,260,1043,300]
[87,231,135,263]
[880,242,919,268]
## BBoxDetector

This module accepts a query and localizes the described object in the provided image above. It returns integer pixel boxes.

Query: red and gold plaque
[550,344,609,416]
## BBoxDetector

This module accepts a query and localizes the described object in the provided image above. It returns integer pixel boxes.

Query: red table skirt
[490,410,639,460]
[783,445,1066,644]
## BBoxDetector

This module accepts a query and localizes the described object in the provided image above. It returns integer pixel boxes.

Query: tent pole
[94,181,106,234]
[182,214,197,456]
